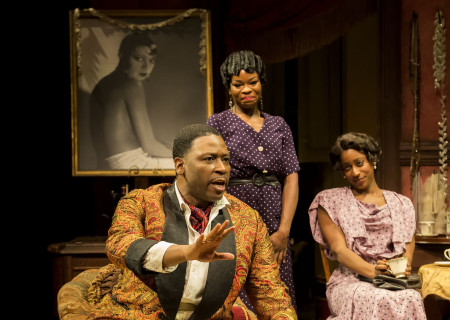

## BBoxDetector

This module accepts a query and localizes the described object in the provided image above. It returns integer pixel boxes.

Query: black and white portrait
[72,10,212,175]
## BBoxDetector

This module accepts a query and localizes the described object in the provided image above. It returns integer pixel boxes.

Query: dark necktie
[187,203,213,234]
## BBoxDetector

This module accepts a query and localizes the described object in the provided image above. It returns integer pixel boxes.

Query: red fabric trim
[231,306,247,320]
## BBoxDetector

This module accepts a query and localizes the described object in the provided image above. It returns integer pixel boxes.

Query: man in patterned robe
[87,124,296,320]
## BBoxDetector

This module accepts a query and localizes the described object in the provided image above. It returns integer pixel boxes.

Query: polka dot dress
[208,109,300,311]
[308,187,427,319]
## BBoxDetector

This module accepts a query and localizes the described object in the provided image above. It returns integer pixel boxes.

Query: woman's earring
[373,162,377,170]
[259,96,264,110]
[229,97,233,109]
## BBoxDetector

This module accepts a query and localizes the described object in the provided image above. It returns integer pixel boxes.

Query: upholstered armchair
[57,264,256,320]
[57,264,120,320]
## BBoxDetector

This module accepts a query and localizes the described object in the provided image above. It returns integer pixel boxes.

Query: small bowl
[419,221,435,236]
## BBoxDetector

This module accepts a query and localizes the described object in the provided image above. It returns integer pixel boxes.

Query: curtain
[90,0,377,63]
[225,0,378,63]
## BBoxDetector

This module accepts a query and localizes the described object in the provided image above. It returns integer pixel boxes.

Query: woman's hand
[404,262,412,278]
[374,259,390,277]
[270,230,288,265]
[376,259,412,278]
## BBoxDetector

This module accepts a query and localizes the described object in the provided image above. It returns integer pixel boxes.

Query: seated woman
[308,132,426,319]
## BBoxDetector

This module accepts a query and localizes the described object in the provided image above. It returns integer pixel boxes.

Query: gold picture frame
[70,9,213,176]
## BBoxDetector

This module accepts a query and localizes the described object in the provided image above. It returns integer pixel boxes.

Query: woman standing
[207,50,300,311]
[308,132,426,319]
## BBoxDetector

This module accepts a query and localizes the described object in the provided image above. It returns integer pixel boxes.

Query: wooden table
[413,235,450,271]
[418,263,450,320]
[48,236,109,283]
[419,263,450,300]
[48,236,110,318]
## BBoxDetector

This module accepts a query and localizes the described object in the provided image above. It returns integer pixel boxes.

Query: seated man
[87,124,296,320]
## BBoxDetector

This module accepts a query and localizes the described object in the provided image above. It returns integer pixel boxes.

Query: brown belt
[228,173,280,188]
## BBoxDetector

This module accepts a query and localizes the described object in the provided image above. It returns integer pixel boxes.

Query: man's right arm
[107,190,234,274]
[142,241,178,273]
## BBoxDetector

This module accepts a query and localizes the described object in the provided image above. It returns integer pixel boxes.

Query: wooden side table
[413,236,450,320]
[413,235,450,271]
[48,236,110,318]
[418,263,450,320]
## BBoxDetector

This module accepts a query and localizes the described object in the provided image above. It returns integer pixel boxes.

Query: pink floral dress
[309,187,426,319]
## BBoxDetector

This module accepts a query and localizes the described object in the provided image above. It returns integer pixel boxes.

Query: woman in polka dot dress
[207,50,300,312]
[308,132,426,319]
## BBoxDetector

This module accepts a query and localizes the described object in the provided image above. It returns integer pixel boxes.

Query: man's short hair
[172,124,222,159]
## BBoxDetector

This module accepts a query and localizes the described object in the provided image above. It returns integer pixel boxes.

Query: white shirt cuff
[142,241,178,273]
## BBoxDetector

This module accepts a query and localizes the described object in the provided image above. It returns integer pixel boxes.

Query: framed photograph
[70,9,213,176]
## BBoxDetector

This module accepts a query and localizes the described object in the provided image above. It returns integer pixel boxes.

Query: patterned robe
[87,183,296,320]
[309,187,426,319]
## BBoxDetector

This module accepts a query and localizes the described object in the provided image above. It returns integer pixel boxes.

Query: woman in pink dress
[309,132,426,319]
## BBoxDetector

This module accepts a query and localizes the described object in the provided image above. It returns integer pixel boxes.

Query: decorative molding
[73,8,210,76]
[400,141,449,166]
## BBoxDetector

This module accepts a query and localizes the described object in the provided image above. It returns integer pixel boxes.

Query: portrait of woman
[89,33,173,170]
[207,50,300,312]
[73,14,209,174]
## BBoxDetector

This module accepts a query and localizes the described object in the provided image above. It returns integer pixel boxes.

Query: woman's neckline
[348,186,387,208]
[228,108,265,133]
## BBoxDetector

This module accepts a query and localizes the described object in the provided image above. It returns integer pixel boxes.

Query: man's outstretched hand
[162,220,235,268]
[186,220,236,262]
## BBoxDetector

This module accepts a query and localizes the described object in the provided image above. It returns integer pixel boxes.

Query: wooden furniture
[418,263,450,320]
[317,244,339,320]
[413,235,450,272]
[48,236,109,318]
[414,236,450,320]
[419,263,450,300]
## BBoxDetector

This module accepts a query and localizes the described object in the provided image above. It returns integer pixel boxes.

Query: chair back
[320,245,332,282]
[319,245,339,282]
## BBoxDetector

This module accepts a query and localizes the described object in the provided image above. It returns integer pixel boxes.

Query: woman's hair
[219,50,267,89]
[173,124,222,159]
[329,132,382,171]
[117,33,157,70]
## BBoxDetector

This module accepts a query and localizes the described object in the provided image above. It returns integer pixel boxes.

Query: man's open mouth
[211,178,227,189]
